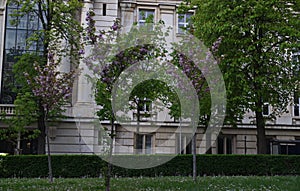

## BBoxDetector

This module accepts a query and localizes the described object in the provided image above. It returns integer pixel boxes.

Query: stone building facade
[0,0,300,155]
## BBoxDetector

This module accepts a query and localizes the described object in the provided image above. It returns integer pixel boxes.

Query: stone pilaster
[119,1,136,32]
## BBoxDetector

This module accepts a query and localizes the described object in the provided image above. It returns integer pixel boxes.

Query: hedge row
[1,155,300,178]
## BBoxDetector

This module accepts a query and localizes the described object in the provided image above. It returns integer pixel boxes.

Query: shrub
[1,154,300,178]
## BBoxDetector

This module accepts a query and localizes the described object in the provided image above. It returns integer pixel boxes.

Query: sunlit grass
[0,176,299,191]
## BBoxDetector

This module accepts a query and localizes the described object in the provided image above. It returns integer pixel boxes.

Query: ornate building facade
[0,0,300,155]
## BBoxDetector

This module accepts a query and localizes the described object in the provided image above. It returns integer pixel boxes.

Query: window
[270,139,300,155]
[217,135,233,154]
[138,99,151,113]
[138,9,154,26]
[133,99,152,121]
[0,3,43,104]
[263,103,269,116]
[135,134,153,154]
[0,130,38,154]
[178,13,193,34]
[176,133,192,154]
[103,4,107,16]
[293,51,300,77]
[293,52,300,63]
[294,94,300,116]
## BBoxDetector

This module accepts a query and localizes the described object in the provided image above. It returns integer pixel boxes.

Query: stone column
[73,0,95,109]
[119,1,136,33]
[159,4,176,48]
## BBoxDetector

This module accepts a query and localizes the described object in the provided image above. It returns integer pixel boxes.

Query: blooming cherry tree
[25,53,76,114]
[25,52,78,183]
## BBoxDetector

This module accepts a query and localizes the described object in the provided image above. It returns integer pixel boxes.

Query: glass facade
[0,3,43,104]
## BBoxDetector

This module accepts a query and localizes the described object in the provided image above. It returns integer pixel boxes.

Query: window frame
[137,8,155,26]
[177,12,193,34]
[176,133,192,154]
[217,135,234,154]
[293,94,300,117]
[138,99,152,113]
[262,102,270,116]
[135,133,154,154]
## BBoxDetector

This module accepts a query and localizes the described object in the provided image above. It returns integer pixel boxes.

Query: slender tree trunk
[16,131,21,155]
[37,105,46,154]
[44,112,53,183]
[106,118,114,191]
[206,129,212,154]
[136,102,140,154]
[46,125,53,183]
[255,102,267,154]
[192,134,196,181]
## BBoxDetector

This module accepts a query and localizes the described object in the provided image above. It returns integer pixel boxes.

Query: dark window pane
[185,140,192,154]
[136,134,142,150]
[263,104,269,115]
[103,4,107,16]
[145,135,152,154]
[295,106,299,116]
[226,138,232,154]
[218,137,224,154]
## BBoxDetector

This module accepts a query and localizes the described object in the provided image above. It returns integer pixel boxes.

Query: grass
[0,176,299,191]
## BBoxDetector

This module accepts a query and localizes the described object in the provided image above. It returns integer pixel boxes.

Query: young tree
[8,0,83,154]
[85,8,225,184]
[25,52,77,182]
[0,92,39,155]
[170,35,224,180]
[0,53,42,155]
[84,13,180,189]
[183,0,300,153]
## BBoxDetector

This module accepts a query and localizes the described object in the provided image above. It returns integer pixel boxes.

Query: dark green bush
[1,154,300,178]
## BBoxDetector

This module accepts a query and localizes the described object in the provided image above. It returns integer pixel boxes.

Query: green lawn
[0,176,299,191]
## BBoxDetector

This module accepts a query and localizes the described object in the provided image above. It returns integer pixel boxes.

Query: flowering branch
[25,52,78,114]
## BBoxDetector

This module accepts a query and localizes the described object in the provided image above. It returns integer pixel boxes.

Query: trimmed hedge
[1,155,300,178]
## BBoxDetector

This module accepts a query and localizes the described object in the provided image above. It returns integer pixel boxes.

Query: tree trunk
[37,106,46,154]
[192,134,196,181]
[105,118,114,191]
[42,111,53,183]
[205,130,212,154]
[256,104,267,154]
[135,100,140,154]
[46,125,53,183]
[15,131,21,155]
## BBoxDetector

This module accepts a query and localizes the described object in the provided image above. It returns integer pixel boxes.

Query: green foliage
[182,0,300,153]
[87,22,176,122]
[1,155,300,178]
[185,0,300,122]
[13,53,46,93]
[7,0,85,157]
[95,81,113,121]
[0,92,39,148]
